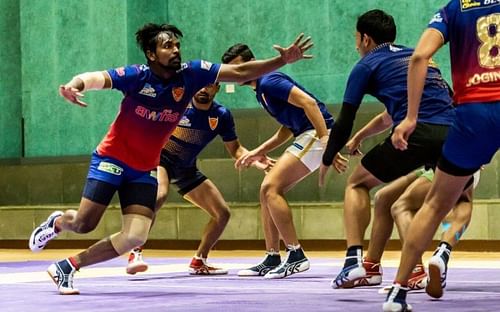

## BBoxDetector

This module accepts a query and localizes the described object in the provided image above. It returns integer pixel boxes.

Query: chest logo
[209,117,218,130]
[172,87,185,102]
[139,83,157,98]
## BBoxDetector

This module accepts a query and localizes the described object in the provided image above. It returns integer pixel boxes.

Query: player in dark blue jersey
[126,83,271,275]
[221,44,345,279]
[386,1,500,310]
[28,22,314,295]
[318,9,456,290]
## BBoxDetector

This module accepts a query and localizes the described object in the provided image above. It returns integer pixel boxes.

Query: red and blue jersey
[162,101,237,167]
[429,0,500,104]
[255,72,334,136]
[97,60,220,171]
[343,43,456,126]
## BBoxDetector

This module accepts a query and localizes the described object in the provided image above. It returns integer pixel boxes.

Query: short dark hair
[221,43,255,64]
[356,9,396,45]
[135,23,183,56]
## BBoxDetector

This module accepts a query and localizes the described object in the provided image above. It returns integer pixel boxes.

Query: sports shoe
[408,264,427,290]
[383,284,412,312]
[47,259,79,295]
[189,257,228,275]
[29,211,63,252]
[238,252,281,276]
[339,258,383,288]
[331,263,367,289]
[126,247,148,275]
[426,253,448,298]
[263,248,310,279]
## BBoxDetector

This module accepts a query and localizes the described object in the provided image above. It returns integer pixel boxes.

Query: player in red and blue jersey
[28,23,313,295]
[386,1,500,311]
[221,43,342,279]
[126,83,271,276]
[318,9,457,291]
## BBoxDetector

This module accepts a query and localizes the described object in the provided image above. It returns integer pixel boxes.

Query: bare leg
[343,164,382,247]
[260,152,311,246]
[440,188,473,247]
[366,172,418,262]
[55,198,107,234]
[394,169,470,284]
[184,179,230,258]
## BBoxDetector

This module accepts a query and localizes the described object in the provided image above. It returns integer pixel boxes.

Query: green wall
[1,0,450,157]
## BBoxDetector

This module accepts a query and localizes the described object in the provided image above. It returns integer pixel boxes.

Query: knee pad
[110,214,152,255]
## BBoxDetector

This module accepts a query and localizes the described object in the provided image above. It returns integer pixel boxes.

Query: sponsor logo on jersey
[139,83,157,98]
[115,67,125,76]
[135,106,180,122]
[172,86,185,102]
[466,70,500,87]
[97,161,123,175]
[201,60,213,71]
[429,12,443,24]
[208,117,218,130]
[179,116,191,127]
[461,0,481,10]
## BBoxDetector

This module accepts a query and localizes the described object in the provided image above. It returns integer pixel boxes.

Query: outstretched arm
[346,110,392,154]
[217,33,313,83]
[59,71,112,107]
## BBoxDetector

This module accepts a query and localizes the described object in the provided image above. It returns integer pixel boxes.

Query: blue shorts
[83,151,158,209]
[87,151,157,186]
[441,102,500,174]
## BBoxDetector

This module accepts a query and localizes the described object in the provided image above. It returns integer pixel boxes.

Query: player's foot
[189,257,228,275]
[238,252,281,276]
[263,247,309,279]
[379,264,427,294]
[408,264,427,290]
[338,258,383,288]
[331,262,367,289]
[382,284,412,312]
[426,253,447,298]
[47,259,79,295]
[29,211,63,252]
[126,247,148,275]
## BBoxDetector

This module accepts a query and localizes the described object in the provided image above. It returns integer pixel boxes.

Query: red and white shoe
[189,257,228,275]
[408,264,427,290]
[126,247,148,275]
[333,258,382,288]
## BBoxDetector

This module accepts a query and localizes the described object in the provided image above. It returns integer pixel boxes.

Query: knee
[124,231,148,249]
[390,201,405,219]
[73,221,97,234]
[260,181,279,200]
[216,207,231,225]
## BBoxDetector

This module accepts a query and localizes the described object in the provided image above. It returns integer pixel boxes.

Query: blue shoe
[29,211,63,252]
[47,259,79,295]
[238,252,281,276]
[331,263,366,288]
[383,284,412,312]
[264,248,310,279]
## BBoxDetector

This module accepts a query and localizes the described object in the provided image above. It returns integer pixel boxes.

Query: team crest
[172,87,185,102]
[208,117,218,130]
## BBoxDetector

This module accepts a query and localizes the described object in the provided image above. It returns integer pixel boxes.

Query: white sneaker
[29,211,63,252]
[126,248,148,275]
[263,248,309,279]
[47,259,79,295]
[426,254,447,298]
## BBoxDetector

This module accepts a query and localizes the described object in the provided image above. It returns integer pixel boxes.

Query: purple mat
[1,257,499,311]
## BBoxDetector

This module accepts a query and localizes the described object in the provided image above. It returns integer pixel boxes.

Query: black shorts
[83,179,158,211]
[361,122,450,183]
[159,154,207,196]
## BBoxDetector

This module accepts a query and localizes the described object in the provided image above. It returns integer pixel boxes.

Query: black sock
[344,245,362,268]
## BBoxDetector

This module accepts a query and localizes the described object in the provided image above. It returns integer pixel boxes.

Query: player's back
[430,0,500,104]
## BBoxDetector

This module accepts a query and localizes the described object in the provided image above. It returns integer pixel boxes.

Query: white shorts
[285,129,327,172]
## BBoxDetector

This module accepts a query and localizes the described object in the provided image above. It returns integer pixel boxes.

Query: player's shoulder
[177,60,216,74]
[211,100,232,117]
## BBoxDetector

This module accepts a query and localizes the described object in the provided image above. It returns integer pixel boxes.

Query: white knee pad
[110,214,152,255]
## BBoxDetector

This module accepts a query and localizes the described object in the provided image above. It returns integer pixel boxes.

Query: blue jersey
[255,72,334,136]
[99,60,220,171]
[162,101,237,167]
[343,43,456,126]
[429,0,500,104]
